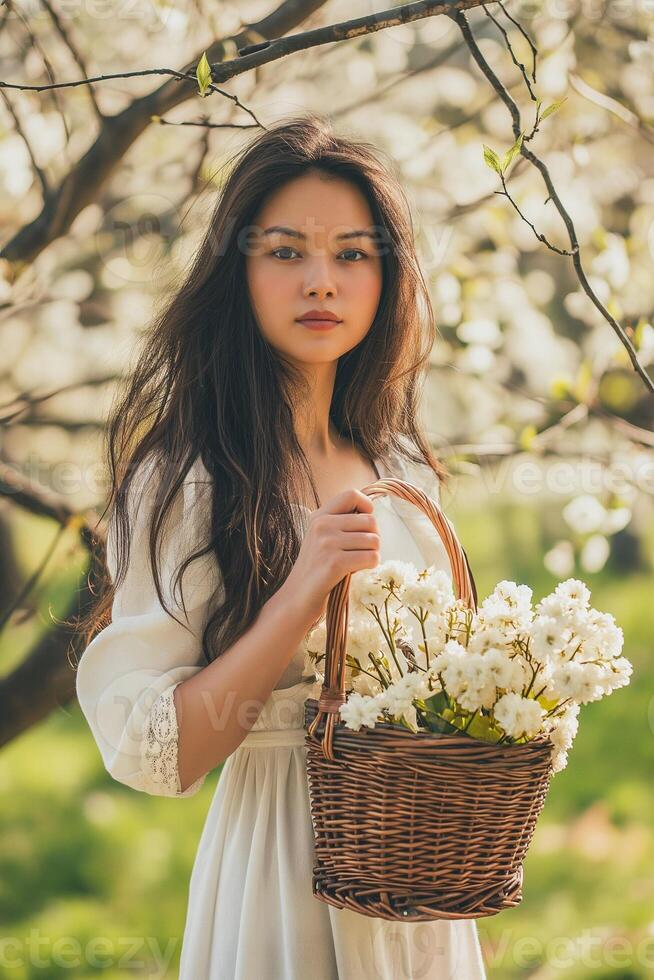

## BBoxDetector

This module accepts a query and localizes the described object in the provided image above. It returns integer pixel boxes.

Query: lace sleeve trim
[140,683,206,797]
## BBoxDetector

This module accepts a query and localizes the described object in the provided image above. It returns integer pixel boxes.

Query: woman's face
[245,172,383,368]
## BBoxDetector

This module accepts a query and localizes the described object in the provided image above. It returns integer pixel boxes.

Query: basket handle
[306,477,478,760]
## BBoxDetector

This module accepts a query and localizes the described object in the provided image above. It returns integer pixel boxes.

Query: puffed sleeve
[75,454,221,797]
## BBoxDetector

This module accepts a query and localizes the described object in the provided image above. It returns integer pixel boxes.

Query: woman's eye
[269,247,367,261]
[340,249,367,261]
[271,246,299,260]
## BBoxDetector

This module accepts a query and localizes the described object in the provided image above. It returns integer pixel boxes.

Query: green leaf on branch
[501,133,523,172]
[540,97,567,120]
[196,52,212,98]
[483,144,502,175]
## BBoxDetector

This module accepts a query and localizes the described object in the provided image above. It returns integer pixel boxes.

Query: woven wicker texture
[304,477,554,921]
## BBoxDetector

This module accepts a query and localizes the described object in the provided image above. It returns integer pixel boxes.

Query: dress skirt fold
[179,681,487,980]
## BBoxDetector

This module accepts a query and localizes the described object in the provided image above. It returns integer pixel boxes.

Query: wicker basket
[304,476,555,922]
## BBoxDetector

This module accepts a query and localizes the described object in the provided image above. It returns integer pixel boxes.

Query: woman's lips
[297,318,341,330]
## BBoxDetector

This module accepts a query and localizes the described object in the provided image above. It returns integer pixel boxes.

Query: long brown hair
[75,111,449,667]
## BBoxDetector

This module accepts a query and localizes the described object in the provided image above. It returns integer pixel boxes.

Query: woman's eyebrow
[260,225,376,241]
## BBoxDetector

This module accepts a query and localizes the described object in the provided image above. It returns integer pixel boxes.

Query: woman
[75,112,487,979]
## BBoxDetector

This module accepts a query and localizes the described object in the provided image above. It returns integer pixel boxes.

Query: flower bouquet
[303,565,631,775]
[301,476,633,922]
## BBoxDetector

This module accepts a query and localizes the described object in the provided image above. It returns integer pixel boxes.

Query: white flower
[429,640,469,698]
[305,620,327,658]
[481,647,518,689]
[376,560,417,596]
[530,615,565,664]
[477,580,534,635]
[610,655,633,686]
[376,672,427,731]
[584,610,624,660]
[547,705,580,752]
[467,624,510,655]
[542,702,580,773]
[348,669,383,697]
[535,593,567,623]
[457,676,497,712]
[494,692,545,739]
[553,577,591,612]
[339,692,383,731]
[347,615,384,661]
[403,574,454,616]
[544,660,606,704]
[377,672,420,711]
[350,568,387,609]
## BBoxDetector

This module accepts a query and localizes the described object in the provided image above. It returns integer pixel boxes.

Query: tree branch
[452,8,654,397]
[0,462,107,747]
[0,0,330,272]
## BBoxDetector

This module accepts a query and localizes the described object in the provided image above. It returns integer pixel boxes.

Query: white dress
[75,445,487,980]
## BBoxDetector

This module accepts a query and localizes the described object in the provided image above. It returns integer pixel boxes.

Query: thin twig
[40,0,104,123]
[481,1,537,98]
[495,170,575,255]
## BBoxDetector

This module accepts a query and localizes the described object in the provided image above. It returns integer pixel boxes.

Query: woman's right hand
[284,489,381,628]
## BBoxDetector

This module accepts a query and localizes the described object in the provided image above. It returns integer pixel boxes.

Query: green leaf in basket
[461,711,503,744]
[425,690,449,714]
[423,711,459,734]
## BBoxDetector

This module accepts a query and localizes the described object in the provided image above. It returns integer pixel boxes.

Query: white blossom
[477,580,534,635]
[467,624,511,654]
[350,568,387,609]
[481,647,520,689]
[347,615,384,661]
[544,660,607,704]
[530,614,566,664]
[494,692,545,738]
[339,692,383,731]
[375,560,417,599]
[553,578,591,611]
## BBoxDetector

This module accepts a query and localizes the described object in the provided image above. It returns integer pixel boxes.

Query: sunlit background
[1,1,653,977]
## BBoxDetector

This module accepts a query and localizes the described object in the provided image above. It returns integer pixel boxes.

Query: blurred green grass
[0,501,652,979]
